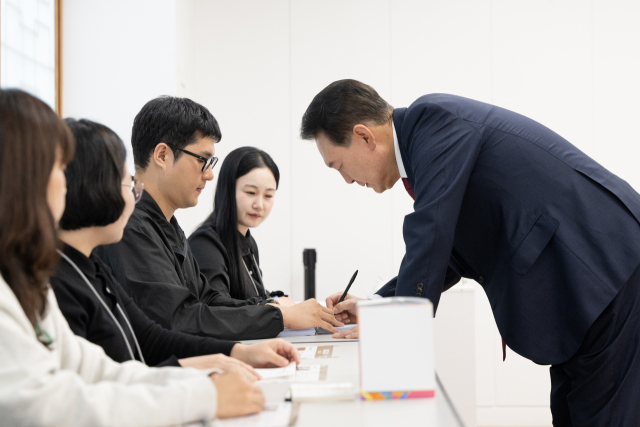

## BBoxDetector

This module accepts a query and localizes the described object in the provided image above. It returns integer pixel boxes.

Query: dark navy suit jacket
[377,94,640,365]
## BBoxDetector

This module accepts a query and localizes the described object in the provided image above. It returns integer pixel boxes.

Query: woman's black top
[50,244,237,366]
[189,216,271,307]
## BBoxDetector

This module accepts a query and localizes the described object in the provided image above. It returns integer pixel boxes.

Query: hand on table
[326,292,365,339]
[211,368,264,418]
[332,325,359,339]
[278,298,344,333]
[274,296,296,307]
[230,339,301,369]
[179,354,260,380]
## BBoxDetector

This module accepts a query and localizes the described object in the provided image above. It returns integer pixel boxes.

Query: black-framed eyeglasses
[123,178,144,204]
[166,143,219,172]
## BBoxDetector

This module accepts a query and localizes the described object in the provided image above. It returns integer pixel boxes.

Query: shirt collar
[392,120,407,179]
[62,243,97,281]
[136,191,187,254]
[238,229,255,256]
[137,190,171,224]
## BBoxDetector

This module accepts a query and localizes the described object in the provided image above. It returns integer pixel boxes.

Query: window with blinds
[1,0,60,112]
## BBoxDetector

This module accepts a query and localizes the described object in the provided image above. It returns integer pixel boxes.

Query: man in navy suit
[301,79,640,426]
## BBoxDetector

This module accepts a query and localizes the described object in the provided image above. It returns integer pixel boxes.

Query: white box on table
[357,297,435,400]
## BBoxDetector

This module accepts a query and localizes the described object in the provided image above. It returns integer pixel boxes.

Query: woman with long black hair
[190,147,294,307]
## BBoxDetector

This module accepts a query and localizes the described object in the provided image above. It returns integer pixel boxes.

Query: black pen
[338,270,358,304]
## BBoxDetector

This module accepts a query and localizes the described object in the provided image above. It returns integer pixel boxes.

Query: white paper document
[293,364,327,382]
[213,402,292,427]
[296,345,334,359]
[276,328,316,337]
[296,346,317,359]
[255,362,297,380]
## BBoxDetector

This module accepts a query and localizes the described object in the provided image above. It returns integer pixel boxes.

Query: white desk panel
[242,337,464,427]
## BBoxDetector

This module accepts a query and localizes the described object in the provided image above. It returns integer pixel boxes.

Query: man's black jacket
[96,192,284,341]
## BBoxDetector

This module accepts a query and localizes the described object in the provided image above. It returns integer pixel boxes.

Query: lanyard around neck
[241,253,265,296]
[57,250,145,364]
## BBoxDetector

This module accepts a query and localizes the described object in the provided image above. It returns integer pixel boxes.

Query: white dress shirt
[393,119,407,179]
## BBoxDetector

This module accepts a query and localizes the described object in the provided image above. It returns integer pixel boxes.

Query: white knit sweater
[0,275,218,426]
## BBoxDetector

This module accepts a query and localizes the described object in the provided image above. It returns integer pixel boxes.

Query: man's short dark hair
[60,118,127,231]
[131,96,221,170]
[300,79,393,146]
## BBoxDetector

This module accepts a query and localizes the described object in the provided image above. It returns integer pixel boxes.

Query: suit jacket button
[417,283,424,291]
[477,276,485,284]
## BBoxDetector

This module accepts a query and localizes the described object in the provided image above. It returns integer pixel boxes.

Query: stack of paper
[212,402,292,427]
[276,328,316,337]
[316,324,357,335]
[255,362,297,380]
[290,383,356,402]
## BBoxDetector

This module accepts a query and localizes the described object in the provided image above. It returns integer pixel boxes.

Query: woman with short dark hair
[0,89,265,425]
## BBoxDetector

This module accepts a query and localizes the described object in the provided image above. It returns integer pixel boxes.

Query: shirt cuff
[156,355,182,367]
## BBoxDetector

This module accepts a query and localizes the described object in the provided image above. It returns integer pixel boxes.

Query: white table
[243,336,465,427]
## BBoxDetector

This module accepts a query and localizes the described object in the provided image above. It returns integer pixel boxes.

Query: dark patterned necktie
[402,178,415,200]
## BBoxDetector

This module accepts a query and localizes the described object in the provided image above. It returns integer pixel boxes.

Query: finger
[321,310,344,327]
[319,320,339,333]
[243,367,260,381]
[279,341,301,364]
[344,325,360,339]
[333,325,359,339]
[238,361,261,380]
[333,299,357,314]
[321,305,337,315]
[325,292,343,309]
[335,313,349,322]
[264,348,290,367]
[326,298,334,309]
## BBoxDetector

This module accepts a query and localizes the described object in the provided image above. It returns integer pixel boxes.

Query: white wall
[63,1,640,426]
[62,0,177,172]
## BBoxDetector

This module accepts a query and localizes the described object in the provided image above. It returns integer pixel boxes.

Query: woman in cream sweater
[0,88,263,426]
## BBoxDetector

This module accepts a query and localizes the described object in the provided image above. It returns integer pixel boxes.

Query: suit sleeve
[107,225,284,341]
[396,109,481,312]
[376,266,461,298]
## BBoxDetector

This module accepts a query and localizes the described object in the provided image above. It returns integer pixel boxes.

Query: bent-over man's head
[300,79,400,193]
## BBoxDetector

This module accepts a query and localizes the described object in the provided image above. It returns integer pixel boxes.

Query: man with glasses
[97,96,341,341]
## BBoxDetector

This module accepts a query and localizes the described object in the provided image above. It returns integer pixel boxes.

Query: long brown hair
[0,89,75,326]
